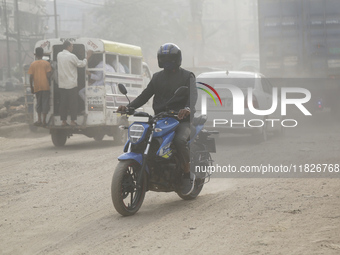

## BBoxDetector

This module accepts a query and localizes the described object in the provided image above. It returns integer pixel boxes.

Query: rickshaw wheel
[93,133,105,141]
[51,130,67,147]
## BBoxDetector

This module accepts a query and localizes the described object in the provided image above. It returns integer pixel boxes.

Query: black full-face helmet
[157,43,182,69]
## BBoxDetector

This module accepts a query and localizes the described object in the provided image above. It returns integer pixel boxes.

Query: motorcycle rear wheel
[111,160,146,216]
[177,144,206,200]
[177,178,204,200]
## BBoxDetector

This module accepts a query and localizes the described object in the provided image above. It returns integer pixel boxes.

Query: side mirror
[118,83,127,95]
[165,86,188,108]
[174,86,188,97]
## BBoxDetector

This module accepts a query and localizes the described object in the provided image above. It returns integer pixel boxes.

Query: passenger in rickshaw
[28,47,53,127]
[57,40,93,126]
[113,60,127,74]
[79,55,117,101]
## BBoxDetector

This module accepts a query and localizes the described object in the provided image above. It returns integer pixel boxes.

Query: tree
[87,0,190,62]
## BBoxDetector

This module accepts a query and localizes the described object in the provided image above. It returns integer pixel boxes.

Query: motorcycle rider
[117,43,197,196]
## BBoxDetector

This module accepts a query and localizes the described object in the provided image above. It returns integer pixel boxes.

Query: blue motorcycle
[111,84,218,216]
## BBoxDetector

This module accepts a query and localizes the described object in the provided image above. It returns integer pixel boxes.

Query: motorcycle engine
[147,144,182,192]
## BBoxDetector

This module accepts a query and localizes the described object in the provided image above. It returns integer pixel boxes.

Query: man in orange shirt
[28,47,53,127]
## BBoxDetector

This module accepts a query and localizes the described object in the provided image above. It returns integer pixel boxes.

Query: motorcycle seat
[193,115,207,126]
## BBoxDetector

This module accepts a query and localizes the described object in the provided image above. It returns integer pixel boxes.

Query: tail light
[244,95,259,109]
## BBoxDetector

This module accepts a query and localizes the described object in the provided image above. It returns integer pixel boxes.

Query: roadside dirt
[0,110,340,255]
[0,89,27,129]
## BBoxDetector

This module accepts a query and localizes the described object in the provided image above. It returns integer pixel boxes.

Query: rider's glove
[178,107,190,120]
[117,105,127,113]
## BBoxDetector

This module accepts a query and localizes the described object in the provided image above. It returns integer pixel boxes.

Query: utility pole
[190,0,203,68]
[54,0,58,37]
[3,0,11,78]
[14,0,23,78]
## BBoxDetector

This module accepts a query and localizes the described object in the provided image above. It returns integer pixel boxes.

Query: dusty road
[1,111,340,255]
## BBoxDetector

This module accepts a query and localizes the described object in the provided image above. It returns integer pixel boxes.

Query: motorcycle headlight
[128,124,146,144]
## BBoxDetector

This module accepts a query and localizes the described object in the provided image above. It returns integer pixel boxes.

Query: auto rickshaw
[30,38,152,146]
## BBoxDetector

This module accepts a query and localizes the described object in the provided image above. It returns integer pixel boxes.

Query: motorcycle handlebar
[155,110,179,118]
[113,109,180,120]
[113,107,135,115]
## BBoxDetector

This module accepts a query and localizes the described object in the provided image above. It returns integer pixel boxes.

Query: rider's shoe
[181,172,196,196]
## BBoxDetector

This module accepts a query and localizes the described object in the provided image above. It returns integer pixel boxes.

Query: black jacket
[128,67,197,121]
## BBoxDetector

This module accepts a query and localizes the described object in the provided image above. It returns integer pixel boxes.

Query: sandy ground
[1,110,340,255]
[0,90,24,107]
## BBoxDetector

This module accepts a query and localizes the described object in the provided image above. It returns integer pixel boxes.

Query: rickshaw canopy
[35,38,143,57]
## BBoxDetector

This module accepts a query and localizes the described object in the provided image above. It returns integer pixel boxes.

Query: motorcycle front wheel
[111,160,146,216]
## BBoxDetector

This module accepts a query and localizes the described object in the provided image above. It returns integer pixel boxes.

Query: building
[0,0,47,80]
[44,0,106,38]
[186,0,258,69]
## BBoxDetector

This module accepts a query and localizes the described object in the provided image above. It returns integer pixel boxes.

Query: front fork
[136,123,155,188]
